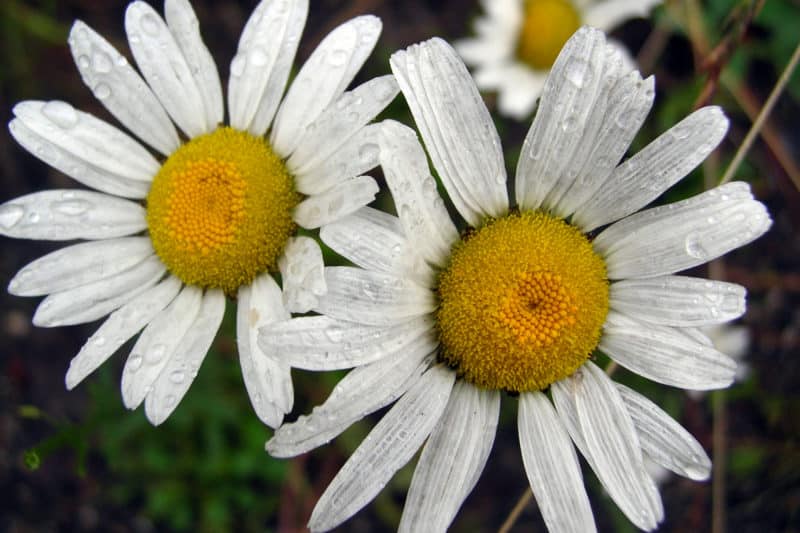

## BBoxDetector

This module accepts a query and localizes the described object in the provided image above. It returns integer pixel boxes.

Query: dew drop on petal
[77,55,90,69]
[684,232,709,259]
[0,205,25,229]
[358,143,379,164]
[328,49,348,67]
[140,13,161,36]
[51,199,91,217]
[249,46,269,67]
[230,54,246,77]
[92,51,113,74]
[563,58,591,88]
[93,83,112,100]
[128,353,144,371]
[147,343,167,363]
[169,369,186,384]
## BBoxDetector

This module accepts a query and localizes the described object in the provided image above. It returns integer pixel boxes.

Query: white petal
[259,315,434,371]
[0,190,146,241]
[554,72,656,219]
[575,107,730,231]
[399,383,500,533]
[278,236,326,313]
[583,0,664,31]
[390,38,508,225]
[514,27,609,212]
[595,182,772,279]
[293,123,382,196]
[600,311,738,390]
[313,266,435,326]
[145,289,225,425]
[9,237,153,296]
[610,275,746,327]
[379,120,459,268]
[121,285,202,409]
[271,15,381,156]
[10,101,158,198]
[32,255,165,327]
[518,391,596,533]
[68,20,179,155]
[494,67,547,120]
[125,2,207,137]
[165,0,224,131]
[307,364,455,532]
[617,383,711,481]
[565,362,664,530]
[237,273,293,427]
[65,276,181,389]
[228,0,308,135]
[320,207,435,286]
[266,334,435,458]
[293,175,378,229]
[288,75,399,173]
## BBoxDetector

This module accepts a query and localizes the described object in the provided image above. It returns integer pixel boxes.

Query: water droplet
[147,343,167,363]
[561,115,578,131]
[328,49,348,67]
[77,55,90,69]
[27,212,40,223]
[91,51,113,74]
[358,143,379,163]
[0,204,24,229]
[230,54,246,77]
[92,336,107,346]
[51,199,91,216]
[362,283,377,299]
[93,83,112,100]
[249,46,269,67]
[165,394,176,407]
[563,58,592,88]
[169,369,186,384]
[128,353,143,371]
[670,122,692,140]
[140,13,161,36]
[684,232,708,259]
[391,243,402,255]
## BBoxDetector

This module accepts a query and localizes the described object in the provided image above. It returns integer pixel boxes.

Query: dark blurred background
[1,0,799,531]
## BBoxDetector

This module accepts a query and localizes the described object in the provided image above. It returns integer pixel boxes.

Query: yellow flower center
[436,211,609,392]
[517,0,582,70]
[146,127,299,295]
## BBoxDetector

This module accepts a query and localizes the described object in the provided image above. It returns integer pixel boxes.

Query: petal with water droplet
[125,1,207,137]
[33,255,165,327]
[289,75,398,173]
[293,175,378,229]
[0,190,146,241]
[121,285,201,410]
[68,20,179,155]
[145,289,225,425]
[271,15,381,156]
[10,237,154,297]
[164,0,223,132]
[228,0,308,135]
[65,276,181,389]
[237,273,293,427]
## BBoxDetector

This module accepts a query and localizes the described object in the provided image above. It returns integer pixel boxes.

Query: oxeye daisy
[455,0,662,119]
[260,27,772,532]
[0,0,398,427]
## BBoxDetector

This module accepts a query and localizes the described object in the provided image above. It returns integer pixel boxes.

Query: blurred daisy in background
[260,28,771,532]
[0,0,396,426]
[455,0,662,118]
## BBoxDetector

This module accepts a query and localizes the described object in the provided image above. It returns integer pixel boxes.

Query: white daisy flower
[0,0,398,427]
[455,0,662,119]
[260,27,772,532]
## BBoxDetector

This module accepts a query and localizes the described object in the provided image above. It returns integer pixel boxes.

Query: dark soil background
[1,0,798,532]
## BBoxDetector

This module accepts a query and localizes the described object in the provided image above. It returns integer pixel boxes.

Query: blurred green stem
[720,40,800,187]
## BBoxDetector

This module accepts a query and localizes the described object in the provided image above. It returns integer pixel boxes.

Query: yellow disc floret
[517,0,582,70]
[146,127,299,295]
[436,211,608,392]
